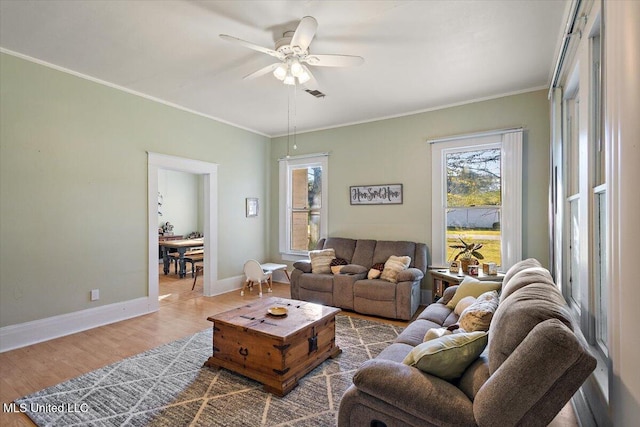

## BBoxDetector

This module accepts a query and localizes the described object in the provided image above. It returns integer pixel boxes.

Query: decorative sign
[350,184,403,205]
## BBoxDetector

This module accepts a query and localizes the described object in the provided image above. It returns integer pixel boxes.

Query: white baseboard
[0,297,157,353]
[206,275,245,297]
[0,275,278,353]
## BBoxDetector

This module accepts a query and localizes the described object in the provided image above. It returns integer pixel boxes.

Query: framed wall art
[350,184,403,205]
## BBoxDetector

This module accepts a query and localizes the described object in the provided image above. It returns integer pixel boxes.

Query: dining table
[158,238,204,278]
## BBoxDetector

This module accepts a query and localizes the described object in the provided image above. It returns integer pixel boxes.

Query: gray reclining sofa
[291,237,428,320]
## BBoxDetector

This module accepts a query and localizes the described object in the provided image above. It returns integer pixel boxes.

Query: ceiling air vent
[305,89,326,98]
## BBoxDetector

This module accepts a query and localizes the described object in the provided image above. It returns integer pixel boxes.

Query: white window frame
[279,153,329,261]
[430,129,522,270]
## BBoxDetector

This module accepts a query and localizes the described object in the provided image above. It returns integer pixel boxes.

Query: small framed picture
[246,198,259,217]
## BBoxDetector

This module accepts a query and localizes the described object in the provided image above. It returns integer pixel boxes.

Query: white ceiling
[0,0,569,137]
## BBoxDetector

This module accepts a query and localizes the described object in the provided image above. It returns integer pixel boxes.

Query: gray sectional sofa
[291,237,428,320]
[338,258,597,426]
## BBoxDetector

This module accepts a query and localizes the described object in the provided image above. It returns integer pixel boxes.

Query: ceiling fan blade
[243,63,281,80]
[304,54,364,67]
[301,65,320,91]
[219,34,283,59]
[290,16,318,53]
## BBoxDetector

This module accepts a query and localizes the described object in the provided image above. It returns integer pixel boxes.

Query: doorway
[147,152,218,311]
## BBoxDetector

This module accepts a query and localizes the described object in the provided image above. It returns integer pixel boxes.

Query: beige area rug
[16,315,403,426]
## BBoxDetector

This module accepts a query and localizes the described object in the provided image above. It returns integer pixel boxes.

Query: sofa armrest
[293,260,312,273]
[340,264,368,275]
[352,359,475,425]
[473,319,597,427]
[396,267,424,283]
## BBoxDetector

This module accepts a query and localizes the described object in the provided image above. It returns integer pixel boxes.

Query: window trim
[279,153,328,260]
[430,129,522,269]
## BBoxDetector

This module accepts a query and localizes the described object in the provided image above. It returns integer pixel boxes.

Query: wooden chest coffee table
[204,297,341,396]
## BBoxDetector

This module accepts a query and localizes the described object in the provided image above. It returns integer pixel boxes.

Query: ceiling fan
[220,16,364,87]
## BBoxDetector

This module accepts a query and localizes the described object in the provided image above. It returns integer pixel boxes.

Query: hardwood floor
[0,267,578,426]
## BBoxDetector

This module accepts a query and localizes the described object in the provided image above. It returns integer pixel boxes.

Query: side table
[261,263,291,284]
[429,268,505,302]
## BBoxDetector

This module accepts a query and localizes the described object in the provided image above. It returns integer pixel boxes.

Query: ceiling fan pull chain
[293,84,298,150]
[287,86,291,157]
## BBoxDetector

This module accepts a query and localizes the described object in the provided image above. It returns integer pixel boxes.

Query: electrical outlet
[90,289,100,301]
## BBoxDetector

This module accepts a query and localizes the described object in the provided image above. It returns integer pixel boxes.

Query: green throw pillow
[402,331,488,381]
[446,276,502,309]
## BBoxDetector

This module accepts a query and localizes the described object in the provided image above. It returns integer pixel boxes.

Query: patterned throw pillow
[367,262,385,280]
[309,248,336,274]
[330,258,348,274]
[380,256,411,283]
[459,290,499,332]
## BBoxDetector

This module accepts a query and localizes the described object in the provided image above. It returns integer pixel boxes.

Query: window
[279,154,328,258]
[564,90,581,310]
[550,4,609,412]
[431,130,522,270]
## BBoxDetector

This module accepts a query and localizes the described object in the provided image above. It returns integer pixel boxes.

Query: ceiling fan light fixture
[283,73,296,85]
[273,64,287,80]
[290,60,304,77]
[297,70,311,84]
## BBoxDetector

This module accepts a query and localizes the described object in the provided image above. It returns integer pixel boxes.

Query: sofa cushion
[501,258,542,289]
[372,241,416,266]
[500,266,556,302]
[354,279,396,301]
[309,248,335,274]
[292,260,312,273]
[475,319,596,426]
[341,264,368,274]
[322,237,357,263]
[381,255,411,283]
[376,342,415,363]
[458,291,499,332]
[396,268,424,283]
[446,276,502,309]
[417,302,453,325]
[402,331,488,381]
[438,285,459,305]
[442,311,460,327]
[488,283,573,374]
[298,273,334,293]
[457,351,490,401]
[352,359,476,425]
[395,319,443,347]
[351,239,377,268]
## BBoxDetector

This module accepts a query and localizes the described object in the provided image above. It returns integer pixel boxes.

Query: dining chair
[242,260,272,297]
[192,262,203,290]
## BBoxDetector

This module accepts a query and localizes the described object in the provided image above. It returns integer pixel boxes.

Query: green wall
[0,51,550,329]
[0,53,270,327]
[269,90,551,272]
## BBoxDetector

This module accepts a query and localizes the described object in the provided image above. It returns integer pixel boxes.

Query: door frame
[147,152,218,304]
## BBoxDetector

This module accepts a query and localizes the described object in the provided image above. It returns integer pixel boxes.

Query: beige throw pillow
[309,248,336,274]
[423,327,452,342]
[454,296,477,316]
[368,268,382,279]
[446,276,502,309]
[459,291,499,332]
[380,255,411,283]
